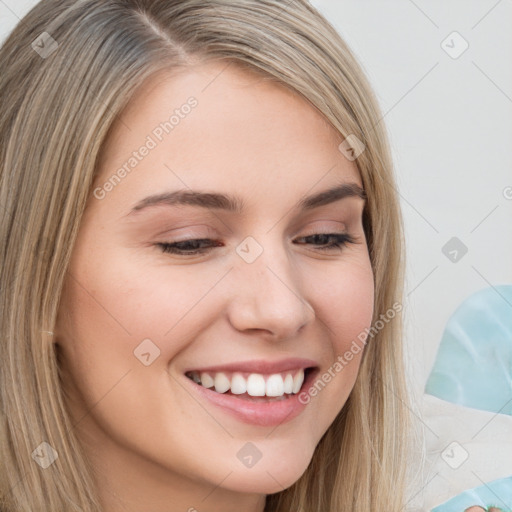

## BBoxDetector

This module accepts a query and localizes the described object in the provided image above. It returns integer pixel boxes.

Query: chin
[219,447,315,494]
[223,470,305,495]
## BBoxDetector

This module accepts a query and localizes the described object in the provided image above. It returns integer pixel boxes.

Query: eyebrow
[125,182,366,217]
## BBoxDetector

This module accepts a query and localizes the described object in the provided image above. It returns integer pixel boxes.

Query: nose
[226,239,315,341]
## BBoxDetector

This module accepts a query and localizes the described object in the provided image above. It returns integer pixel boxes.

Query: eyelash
[156,233,355,256]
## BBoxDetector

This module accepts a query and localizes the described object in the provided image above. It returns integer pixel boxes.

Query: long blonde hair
[0,1,410,510]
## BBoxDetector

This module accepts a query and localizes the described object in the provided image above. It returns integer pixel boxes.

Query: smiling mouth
[185,367,315,401]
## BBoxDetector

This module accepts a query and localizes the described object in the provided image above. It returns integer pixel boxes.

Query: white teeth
[200,372,214,389]
[189,368,307,397]
[283,373,294,394]
[214,372,231,393]
[266,374,284,397]
[247,374,266,396]
[292,370,304,394]
[230,373,247,395]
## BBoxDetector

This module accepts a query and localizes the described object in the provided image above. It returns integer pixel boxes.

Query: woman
[0,1,411,510]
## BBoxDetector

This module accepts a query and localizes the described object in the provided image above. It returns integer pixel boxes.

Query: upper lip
[185,357,318,375]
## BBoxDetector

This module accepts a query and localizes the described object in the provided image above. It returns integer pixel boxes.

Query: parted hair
[0,1,410,510]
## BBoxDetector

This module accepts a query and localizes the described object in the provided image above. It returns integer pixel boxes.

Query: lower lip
[184,370,317,427]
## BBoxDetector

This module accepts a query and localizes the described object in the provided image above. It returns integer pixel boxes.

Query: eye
[156,238,222,255]
[156,232,355,256]
[293,232,355,251]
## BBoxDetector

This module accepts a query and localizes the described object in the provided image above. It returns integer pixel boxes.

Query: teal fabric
[431,476,512,512]
[425,285,512,415]
[425,285,512,511]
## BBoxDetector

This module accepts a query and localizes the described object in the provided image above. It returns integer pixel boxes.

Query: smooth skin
[55,61,376,512]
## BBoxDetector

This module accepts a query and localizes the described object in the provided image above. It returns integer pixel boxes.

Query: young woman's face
[56,61,374,510]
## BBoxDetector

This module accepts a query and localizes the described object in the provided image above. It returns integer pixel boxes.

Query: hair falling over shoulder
[0,1,412,510]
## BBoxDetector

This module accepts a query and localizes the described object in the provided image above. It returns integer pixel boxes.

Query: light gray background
[1,1,511,510]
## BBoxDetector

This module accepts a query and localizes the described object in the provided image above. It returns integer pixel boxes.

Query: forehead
[93,61,362,218]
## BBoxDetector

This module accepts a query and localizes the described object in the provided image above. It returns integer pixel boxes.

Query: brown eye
[156,232,355,257]
[293,233,355,251]
[157,238,222,255]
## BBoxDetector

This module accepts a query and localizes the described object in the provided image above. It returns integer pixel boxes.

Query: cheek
[59,241,211,354]
[55,243,234,426]
[302,257,374,411]
[315,257,375,354]
[55,256,207,460]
